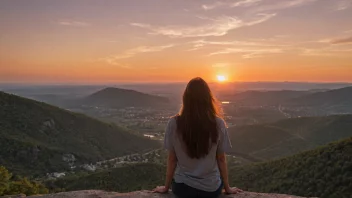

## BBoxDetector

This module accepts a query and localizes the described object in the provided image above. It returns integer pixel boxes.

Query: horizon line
[1,81,352,86]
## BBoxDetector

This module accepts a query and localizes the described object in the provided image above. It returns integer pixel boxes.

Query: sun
[216,75,227,82]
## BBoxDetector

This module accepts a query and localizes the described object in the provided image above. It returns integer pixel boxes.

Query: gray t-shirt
[164,117,232,192]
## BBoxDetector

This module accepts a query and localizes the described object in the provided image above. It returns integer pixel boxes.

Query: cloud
[201,0,316,12]
[188,39,288,51]
[103,58,131,68]
[58,20,90,27]
[334,0,351,11]
[251,0,318,13]
[330,36,352,45]
[130,23,151,28]
[301,47,352,56]
[131,13,276,38]
[208,48,283,58]
[232,0,262,7]
[202,2,224,10]
[202,0,262,10]
[102,44,174,65]
[319,35,352,45]
[110,44,174,60]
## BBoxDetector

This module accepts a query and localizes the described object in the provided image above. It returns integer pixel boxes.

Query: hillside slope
[286,86,352,107]
[47,163,166,193]
[0,91,160,176]
[229,137,352,198]
[227,114,352,160]
[78,87,169,108]
[220,90,309,106]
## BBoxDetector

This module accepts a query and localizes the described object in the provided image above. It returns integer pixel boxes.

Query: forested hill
[78,87,169,108]
[220,90,309,106]
[0,91,160,176]
[227,114,352,160]
[286,86,352,107]
[229,137,352,198]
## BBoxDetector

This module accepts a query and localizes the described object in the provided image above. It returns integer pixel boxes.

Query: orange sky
[0,0,352,83]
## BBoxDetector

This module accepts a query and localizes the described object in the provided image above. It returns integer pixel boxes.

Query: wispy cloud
[301,47,352,56]
[188,39,287,51]
[320,35,352,45]
[131,13,276,38]
[103,59,131,68]
[101,44,175,65]
[251,0,318,13]
[330,36,352,45]
[58,20,90,27]
[202,0,262,11]
[209,48,283,58]
[202,1,224,11]
[201,0,316,12]
[334,0,351,11]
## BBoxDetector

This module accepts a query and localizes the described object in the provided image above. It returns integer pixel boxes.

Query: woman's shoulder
[215,116,227,129]
[168,115,178,121]
[167,116,178,127]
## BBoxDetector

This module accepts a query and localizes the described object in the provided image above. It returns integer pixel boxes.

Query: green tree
[0,166,12,195]
[0,166,48,196]
[6,177,48,196]
[7,177,35,195]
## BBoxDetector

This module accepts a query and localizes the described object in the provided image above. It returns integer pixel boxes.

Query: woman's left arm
[153,150,177,193]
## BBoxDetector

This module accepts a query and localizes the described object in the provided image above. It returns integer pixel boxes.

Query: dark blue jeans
[172,180,223,198]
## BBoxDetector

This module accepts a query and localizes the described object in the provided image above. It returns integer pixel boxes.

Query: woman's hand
[225,187,243,194]
[152,186,169,193]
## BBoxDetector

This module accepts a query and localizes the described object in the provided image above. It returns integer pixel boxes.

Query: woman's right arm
[217,118,243,194]
[217,152,230,191]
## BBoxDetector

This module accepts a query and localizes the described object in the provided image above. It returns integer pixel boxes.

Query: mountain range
[227,114,352,160]
[219,86,352,109]
[0,91,160,176]
[220,90,310,106]
[285,86,352,107]
[76,87,170,108]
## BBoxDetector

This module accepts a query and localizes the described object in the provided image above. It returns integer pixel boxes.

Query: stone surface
[22,190,317,198]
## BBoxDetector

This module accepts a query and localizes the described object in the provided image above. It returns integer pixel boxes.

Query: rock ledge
[10,190,318,198]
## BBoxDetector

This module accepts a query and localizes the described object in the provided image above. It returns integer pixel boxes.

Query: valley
[1,83,352,198]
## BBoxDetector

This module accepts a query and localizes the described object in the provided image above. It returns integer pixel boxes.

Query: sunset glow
[217,75,227,82]
[0,0,351,83]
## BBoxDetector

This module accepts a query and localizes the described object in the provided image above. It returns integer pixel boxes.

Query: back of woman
[165,116,229,193]
[153,77,242,198]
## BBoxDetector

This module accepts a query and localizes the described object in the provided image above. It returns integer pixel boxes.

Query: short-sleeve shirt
[164,117,232,192]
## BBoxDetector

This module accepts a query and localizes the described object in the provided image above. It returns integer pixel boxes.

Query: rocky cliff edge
[1,190,317,198]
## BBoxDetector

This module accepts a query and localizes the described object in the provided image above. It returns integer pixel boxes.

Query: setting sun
[217,75,227,82]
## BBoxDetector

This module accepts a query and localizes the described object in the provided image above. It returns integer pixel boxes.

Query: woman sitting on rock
[153,77,242,198]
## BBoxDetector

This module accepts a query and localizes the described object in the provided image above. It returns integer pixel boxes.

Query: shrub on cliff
[0,166,48,196]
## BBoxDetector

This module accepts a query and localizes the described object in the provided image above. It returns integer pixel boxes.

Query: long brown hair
[176,77,223,159]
